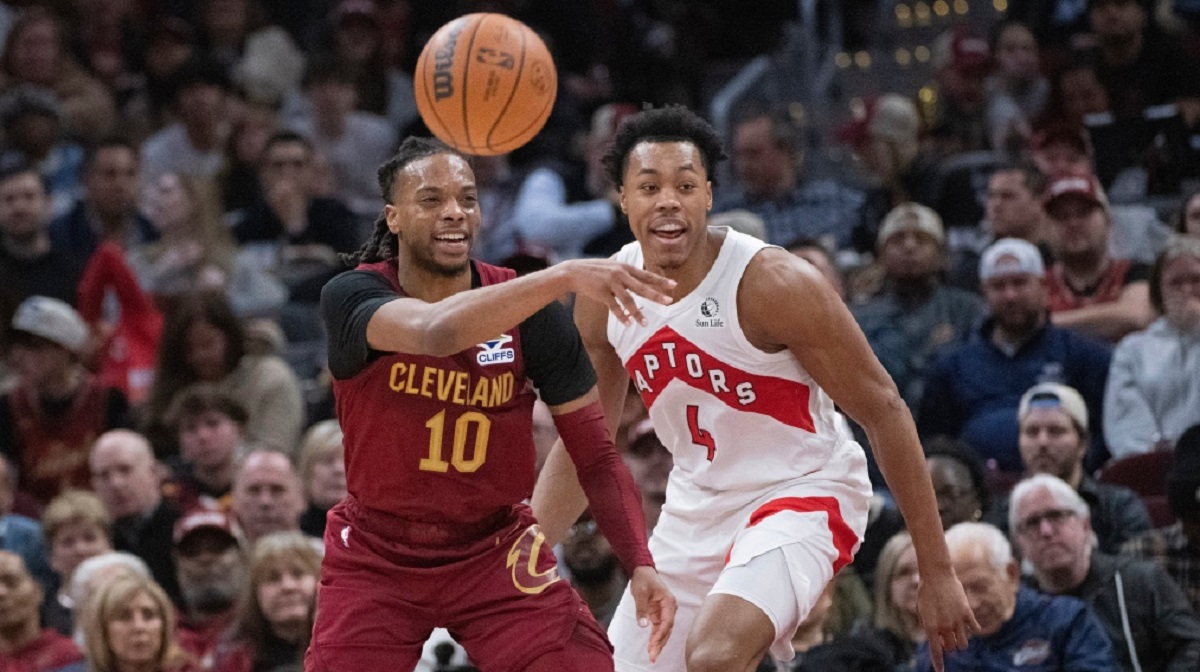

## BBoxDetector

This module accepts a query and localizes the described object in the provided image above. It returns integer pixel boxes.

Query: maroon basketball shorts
[304,497,613,672]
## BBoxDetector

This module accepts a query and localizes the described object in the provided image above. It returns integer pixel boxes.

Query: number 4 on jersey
[687,405,717,461]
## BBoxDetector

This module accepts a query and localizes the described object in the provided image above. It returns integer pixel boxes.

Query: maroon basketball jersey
[333,259,539,522]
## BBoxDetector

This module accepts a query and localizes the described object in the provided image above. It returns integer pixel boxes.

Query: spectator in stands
[926,27,993,155]
[88,430,181,605]
[925,438,991,529]
[296,420,344,539]
[212,531,319,672]
[1123,424,1200,612]
[1176,188,1200,238]
[1013,473,1200,671]
[621,421,670,534]
[947,161,1051,292]
[852,203,982,410]
[0,85,84,219]
[511,102,638,261]
[128,172,285,318]
[838,93,939,251]
[0,165,84,310]
[122,17,198,142]
[0,453,53,591]
[164,385,249,514]
[80,573,190,672]
[65,551,150,645]
[0,7,115,142]
[1,296,130,506]
[916,521,1117,672]
[51,138,155,262]
[288,58,396,219]
[1043,173,1154,342]
[1041,56,1111,133]
[40,490,112,635]
[144,292,304,457]
[986,20,1049,153]
[785,237,845,300]
[793,532,924,672]
[1104,238,1200,457]
[987,383,1150,553]
[0,551,85,672]
[140,57,232,185]
[197,0,305,107]
[713,105,867,249]
[321,0,418,133]
[1088,0,1200,120]
[173,508,246,671]
[563,512,625,627]
[231,451,304,544]
[918,238,1112,475]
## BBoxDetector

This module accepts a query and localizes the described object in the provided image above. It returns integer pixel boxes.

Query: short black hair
[83,136,139,174]
[263,130,314,157]
[601,105,727,191]
[166,383,250,430]
[992,159,1047,197]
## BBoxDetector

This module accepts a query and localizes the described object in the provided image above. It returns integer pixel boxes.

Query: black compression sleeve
[519,300,598,406]
[320,270,398,379]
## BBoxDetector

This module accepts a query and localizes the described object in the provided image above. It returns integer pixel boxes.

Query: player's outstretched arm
[740,249,979,672]
[532,290,632,546]
[364,259,675,357]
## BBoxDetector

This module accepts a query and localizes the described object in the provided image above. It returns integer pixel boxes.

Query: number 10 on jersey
[419,410,491,473]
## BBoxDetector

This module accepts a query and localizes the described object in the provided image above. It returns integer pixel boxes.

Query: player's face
[388,153,480,277]
[619,141,712,271]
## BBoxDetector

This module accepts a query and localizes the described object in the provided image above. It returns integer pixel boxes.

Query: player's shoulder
[741,246,825,298]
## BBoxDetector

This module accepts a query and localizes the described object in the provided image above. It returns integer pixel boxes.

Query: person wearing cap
[1011,473,1200,672]
[173,508,246,670]
[926,27,993,155]
[852,203,982,411]
[0,296,131,506]
[946,161,1053,293]
[0,165,85,312]
[88,429,182,606]
[712,105,869,250]
[140,57,232,187]
[1123,425,1200,612]
[1042,172,1154,343]
[985,382,1150,553]
[918,237,1113,476]
[1102,237,1200,458]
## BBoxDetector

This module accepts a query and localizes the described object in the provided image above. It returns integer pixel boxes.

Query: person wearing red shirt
[0,551,84,672]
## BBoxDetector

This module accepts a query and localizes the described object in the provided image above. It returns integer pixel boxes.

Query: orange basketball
[414,13,558,156]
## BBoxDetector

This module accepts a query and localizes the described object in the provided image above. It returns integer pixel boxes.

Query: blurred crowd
[1,0,1200,670]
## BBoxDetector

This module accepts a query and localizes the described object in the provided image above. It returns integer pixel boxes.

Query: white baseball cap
[1019,382,1089,431]
[877,202,945,248]
[11,296,89,355]
[979,238,1045,281]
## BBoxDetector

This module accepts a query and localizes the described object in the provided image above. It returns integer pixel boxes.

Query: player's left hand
[629,566,676,662]
[917,567,979,672]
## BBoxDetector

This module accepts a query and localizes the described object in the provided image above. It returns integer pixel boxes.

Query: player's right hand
[559,259,675,327]
[629,566,676,662]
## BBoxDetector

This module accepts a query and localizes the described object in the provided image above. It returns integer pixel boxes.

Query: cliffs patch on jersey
[476,333,516,366]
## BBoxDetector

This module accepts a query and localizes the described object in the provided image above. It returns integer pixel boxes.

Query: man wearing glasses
[986,383,1150,553]
[1011,473,1200,672]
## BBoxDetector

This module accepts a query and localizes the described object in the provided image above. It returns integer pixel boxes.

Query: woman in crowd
[81,573,192,672]
[1105,236,1200,456]
[127,173,285,319]
[213,532,320,672]
[143,291,303,458]
[296,420,346,538]
[924,437,992,529]
[41,490,113,635]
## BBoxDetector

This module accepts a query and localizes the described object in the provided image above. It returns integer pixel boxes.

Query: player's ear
[618,187,628,215]
[384,204,403,236]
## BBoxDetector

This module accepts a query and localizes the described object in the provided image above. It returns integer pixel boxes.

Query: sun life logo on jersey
[476,333,516,366]
[696,297,724,328]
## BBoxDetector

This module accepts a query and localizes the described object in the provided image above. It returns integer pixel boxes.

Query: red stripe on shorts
[724,496,857,573]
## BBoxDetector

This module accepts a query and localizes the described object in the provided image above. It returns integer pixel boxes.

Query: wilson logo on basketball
[475,48,514,69]
[432,20,466,100]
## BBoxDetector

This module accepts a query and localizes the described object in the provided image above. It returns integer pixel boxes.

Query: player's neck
[650,228,724,301]
[395,258,473,302]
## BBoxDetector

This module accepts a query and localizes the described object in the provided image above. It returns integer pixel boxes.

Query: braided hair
[343,136,468,266]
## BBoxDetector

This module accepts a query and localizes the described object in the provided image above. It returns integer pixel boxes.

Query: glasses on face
[1016,507,1077,536]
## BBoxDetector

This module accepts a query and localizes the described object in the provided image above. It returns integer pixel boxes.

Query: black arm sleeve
[320,270,399,380]
[519,300,598,406]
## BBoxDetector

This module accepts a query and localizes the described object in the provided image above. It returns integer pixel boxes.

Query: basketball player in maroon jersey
[533,106,978,672]
[304,137,676,672]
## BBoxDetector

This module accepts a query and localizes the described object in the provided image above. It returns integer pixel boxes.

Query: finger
[956,621,970,649]
[968,611,982,634]
[605,296,631,326]
[929,637,945,672]
[613,289,647,326]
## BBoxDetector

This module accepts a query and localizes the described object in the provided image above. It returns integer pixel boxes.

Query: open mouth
[651,222,685,241]
[433,232,468,251]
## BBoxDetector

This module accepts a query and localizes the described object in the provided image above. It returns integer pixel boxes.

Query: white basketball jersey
[609,229,857,523]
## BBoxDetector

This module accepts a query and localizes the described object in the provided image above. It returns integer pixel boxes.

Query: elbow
[417,317,462,357]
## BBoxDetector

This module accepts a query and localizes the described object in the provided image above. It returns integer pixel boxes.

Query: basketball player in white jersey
[532,106,978,672]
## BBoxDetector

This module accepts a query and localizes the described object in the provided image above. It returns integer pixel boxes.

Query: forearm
[1052,303,1150,342]
[369,265,573,356]
[531,439,589,546]
[866,397,952,572]
[553,401,654,573]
